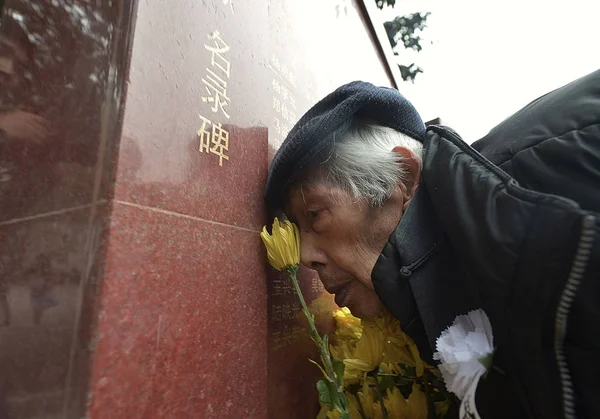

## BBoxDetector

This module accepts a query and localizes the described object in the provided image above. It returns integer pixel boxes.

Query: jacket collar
[371,186,445,361]
[373,182,483,361]
[393,186,445,272]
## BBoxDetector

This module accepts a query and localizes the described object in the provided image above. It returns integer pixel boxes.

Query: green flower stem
[287,266,350,418]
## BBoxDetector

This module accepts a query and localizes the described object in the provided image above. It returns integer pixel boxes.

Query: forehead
[285,180,350,213]
[288,182,328,205]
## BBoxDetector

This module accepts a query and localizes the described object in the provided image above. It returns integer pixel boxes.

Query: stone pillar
[0,0,395,418]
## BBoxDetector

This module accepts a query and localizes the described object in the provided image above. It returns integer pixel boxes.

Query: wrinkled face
[286,181,406,319]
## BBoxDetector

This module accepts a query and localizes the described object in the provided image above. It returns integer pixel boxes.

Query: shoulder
[471,70,600,211]
[472,69,600,165]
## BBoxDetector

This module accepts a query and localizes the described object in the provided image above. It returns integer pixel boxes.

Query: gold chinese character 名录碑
[197,114,230,166]
[209,121,230,166]
[205,30,231,78]
[202,68,231,119]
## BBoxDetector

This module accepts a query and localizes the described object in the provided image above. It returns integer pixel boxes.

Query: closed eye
[306,210,320,220]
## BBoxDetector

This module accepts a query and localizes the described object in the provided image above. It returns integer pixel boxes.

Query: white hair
[314,122,424,207]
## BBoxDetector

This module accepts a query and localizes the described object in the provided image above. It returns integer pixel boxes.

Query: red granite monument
[0,0,401,417]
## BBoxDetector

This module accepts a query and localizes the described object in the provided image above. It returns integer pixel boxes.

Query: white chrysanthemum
[433,309,494,400]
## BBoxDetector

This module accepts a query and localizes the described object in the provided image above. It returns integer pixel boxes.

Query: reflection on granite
[0,210,87,418]
[0,0,135,417]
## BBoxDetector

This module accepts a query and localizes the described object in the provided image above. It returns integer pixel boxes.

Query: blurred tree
[375,0,396,8]
[399,63,423,83]
[375,0,430,82]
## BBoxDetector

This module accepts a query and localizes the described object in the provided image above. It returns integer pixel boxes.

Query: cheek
[321,240,374,289]
[345,281,383,319]
[334,243,378,289]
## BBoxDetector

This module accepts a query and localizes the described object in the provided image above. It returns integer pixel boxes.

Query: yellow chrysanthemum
[317,399,362,419]
[308,291,337,324]
[347,395,362,418]
[407,383,428,419]
[330,308,363,360]
[260,217,300,271]
[383,387,409,419]
[333,307,363,340]
[384,338,425,377]
[343,320,385,383]
[330,338,356,361]
[378,312,428,376]
[330,308,431,385]
[316,406,341,419]
[322,308,445,418]
[357,377,383,419]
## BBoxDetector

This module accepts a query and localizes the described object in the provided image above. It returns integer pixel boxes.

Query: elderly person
[265,70,600,419]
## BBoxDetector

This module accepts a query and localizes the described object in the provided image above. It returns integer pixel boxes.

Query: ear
[392,146,421,209]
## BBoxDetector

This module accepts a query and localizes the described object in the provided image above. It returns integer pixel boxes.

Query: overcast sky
[381,0,600,143]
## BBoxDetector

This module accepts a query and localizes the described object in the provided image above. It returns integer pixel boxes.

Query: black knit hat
[265,80,425,210]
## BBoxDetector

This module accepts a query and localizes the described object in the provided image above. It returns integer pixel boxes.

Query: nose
[299,230,326,270]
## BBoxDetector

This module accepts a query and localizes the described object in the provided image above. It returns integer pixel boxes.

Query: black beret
[265,80,425,210]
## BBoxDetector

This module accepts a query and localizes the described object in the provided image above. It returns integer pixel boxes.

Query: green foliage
[317,379,334,408]
[374,0,430,82]
[333,358,345,386]
[399,63,423,83]
[384,12,430,52]
[375,0,396,9]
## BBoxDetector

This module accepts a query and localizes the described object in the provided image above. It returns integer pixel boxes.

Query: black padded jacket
[372,69,600,419]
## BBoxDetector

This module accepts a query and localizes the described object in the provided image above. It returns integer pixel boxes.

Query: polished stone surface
[0,1,135,418]
[89,203,268,418]
[0,0,392,417]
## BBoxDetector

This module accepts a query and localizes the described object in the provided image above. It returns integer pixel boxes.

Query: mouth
[325,282,351,307]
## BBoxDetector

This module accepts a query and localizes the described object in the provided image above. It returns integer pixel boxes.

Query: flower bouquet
[261,218,454,418]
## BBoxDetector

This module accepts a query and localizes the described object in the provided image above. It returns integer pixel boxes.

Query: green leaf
[309,358,329,379]
[333,358,345,383]
[377,373,396,393]
[317,379,334,408]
